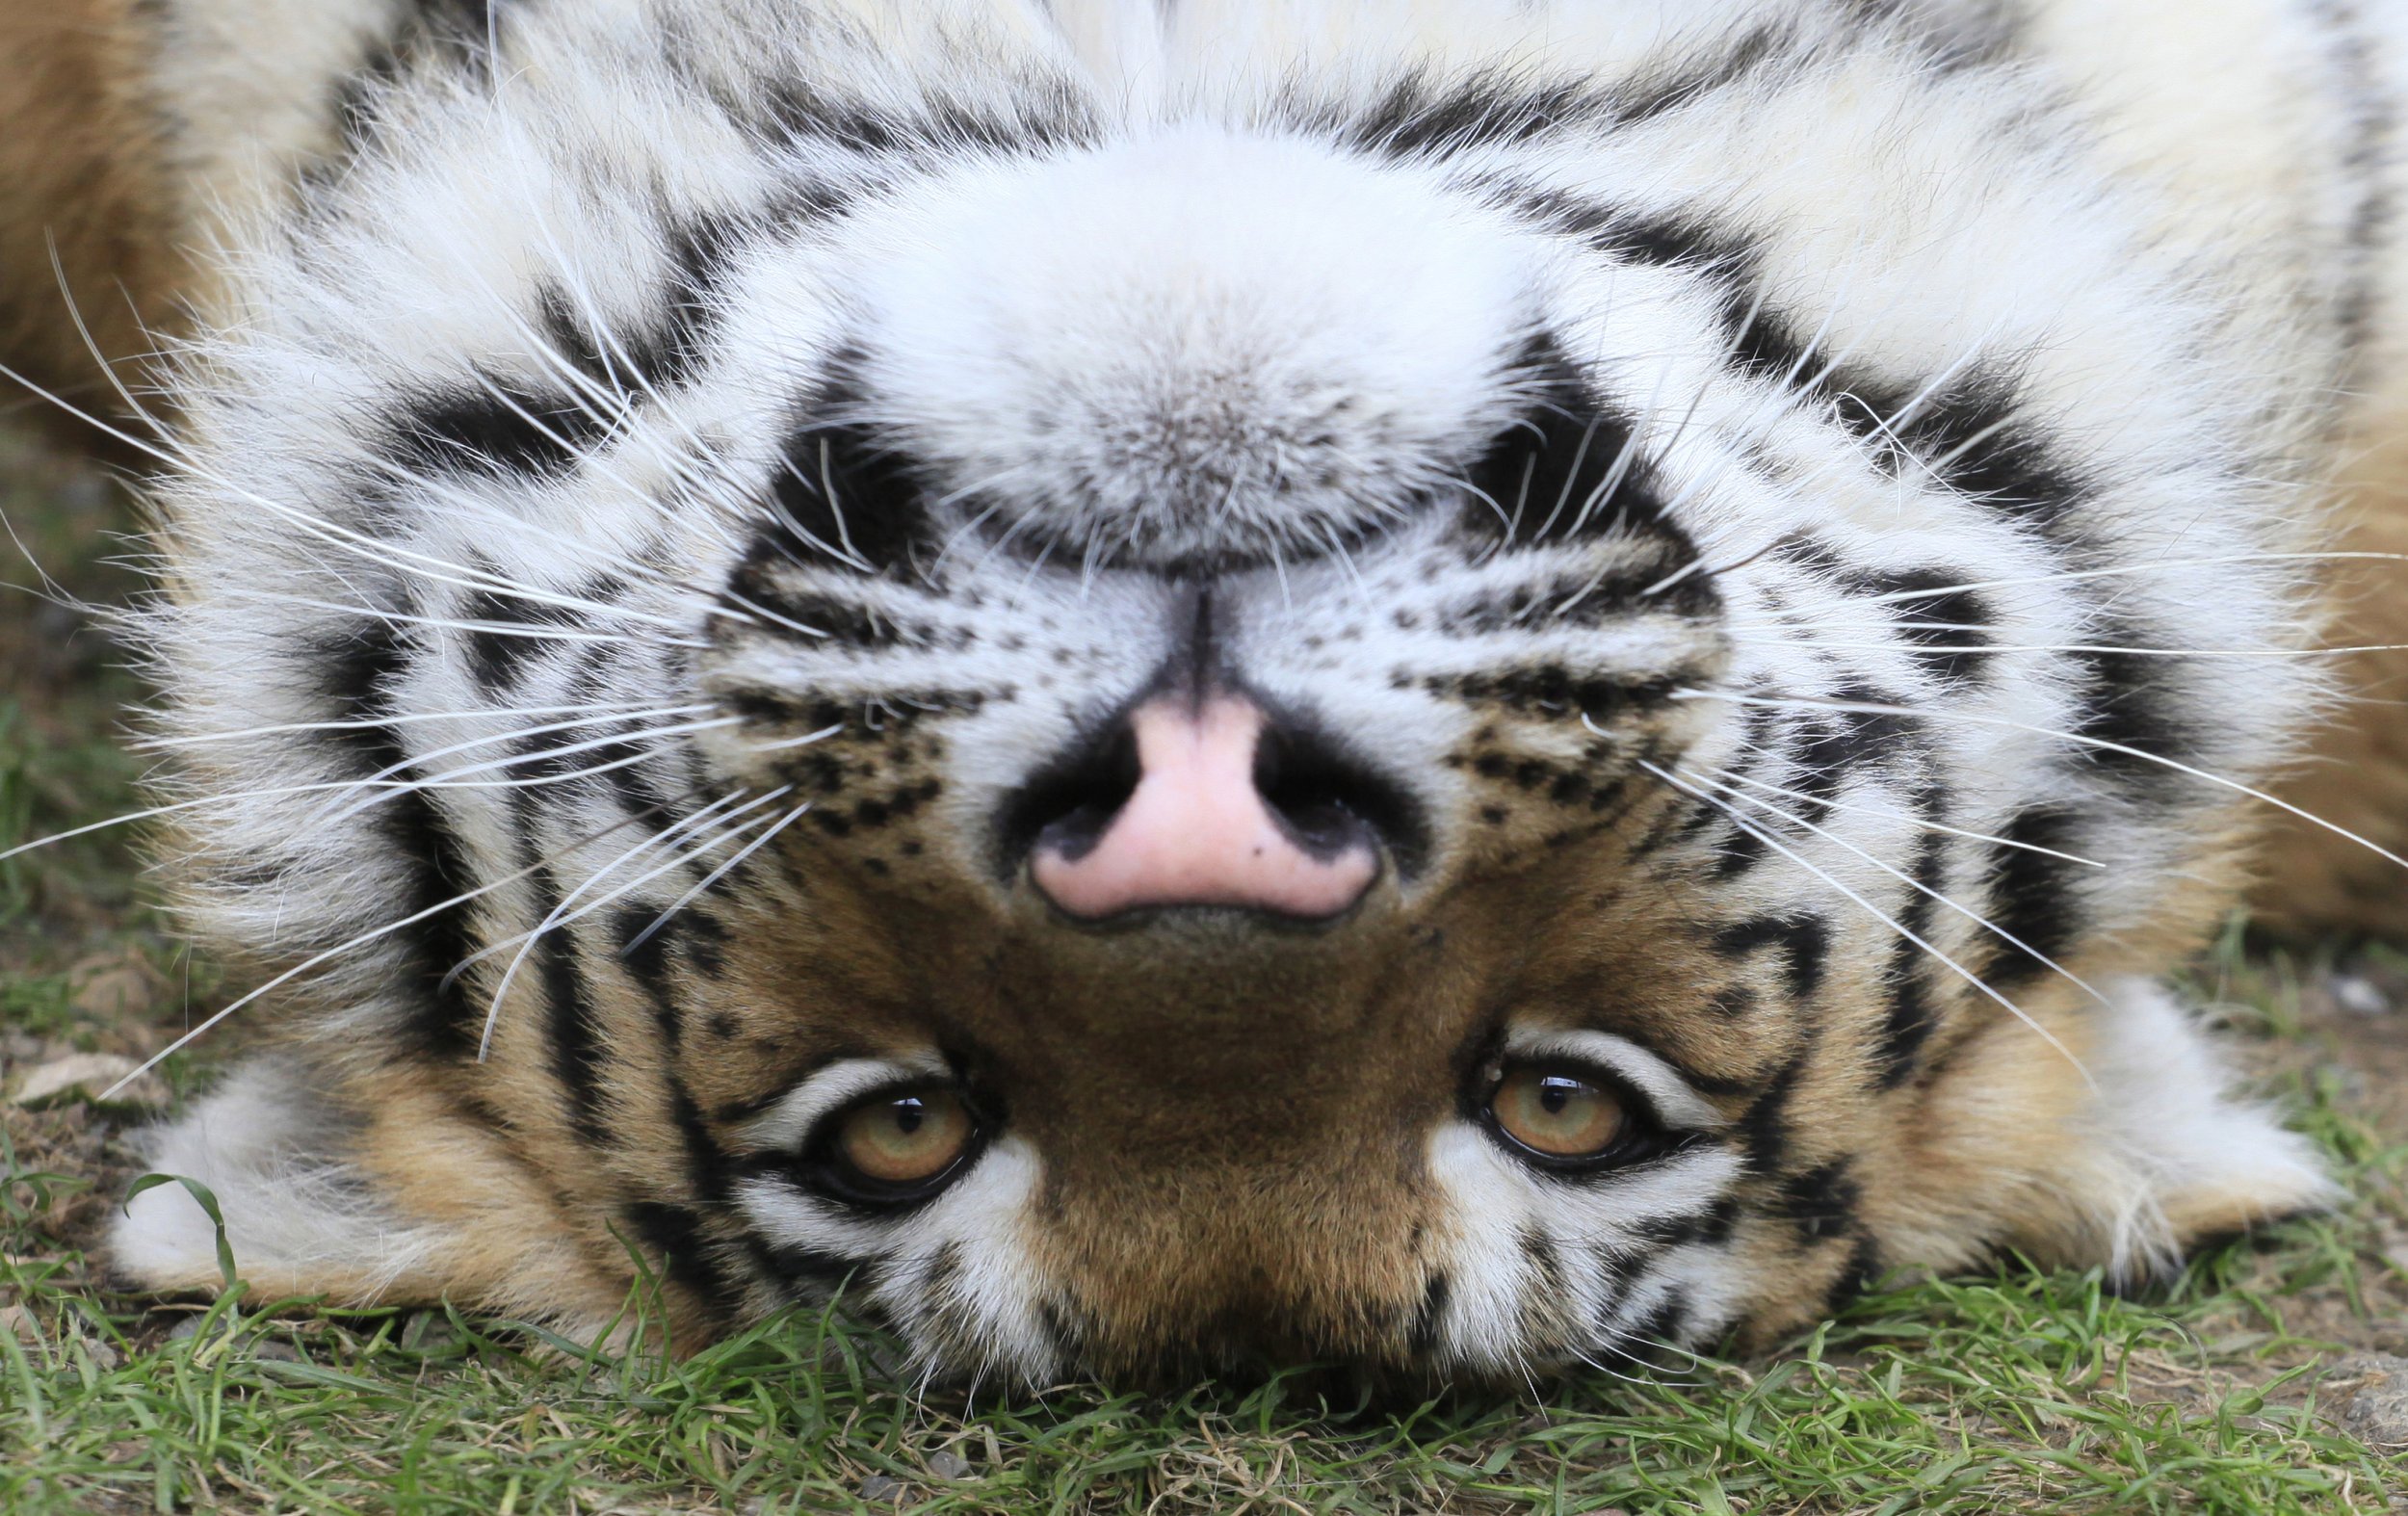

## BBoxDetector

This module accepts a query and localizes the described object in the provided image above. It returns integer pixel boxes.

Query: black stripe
[2065,631,2201,782]
[327,0,510,153]
[533,210,741,397]
[1737,1045,1810,1174]
[623,1201,734,1319]
[1612,26,1783,127]
[1333,30,1785,161]
[316,621,484,1060]
[1771,1158,1861,1243]
[2308,0,2395,353]
[1789,694,1921,806]
[1617,1286,1691,1357]
[754,80,1096,157]
[1866,571,1993,687]
[1976,804,2087,991]
[1827,1233,1886,1312]
[1493,182,2098,545]
[1712,914,1831,1002]
[524,855,611,1143]
[458,565,616,693]
[386,375,616,480]
[1875,833,1948,1087]
[766,401,929,580]
[746,1238,869,1299]
[1338,72,1606,158]
[1457,342,1707,584]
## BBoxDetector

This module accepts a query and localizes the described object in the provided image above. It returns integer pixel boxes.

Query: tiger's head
[111,6,2338,1387]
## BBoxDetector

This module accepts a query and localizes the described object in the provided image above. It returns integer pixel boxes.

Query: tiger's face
[630,129,1759,1380]
[113,14,2338,1389]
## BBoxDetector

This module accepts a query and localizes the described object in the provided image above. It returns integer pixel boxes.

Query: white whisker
[1631,751,2092,1084]
[616,797,814,959]
[1672,689,2408,875]
[1677,765,2108,1008]
[98,801,663,1098]
[1702,762,2104,868]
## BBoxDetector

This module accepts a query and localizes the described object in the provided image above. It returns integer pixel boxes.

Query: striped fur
[2,0,2397,1382]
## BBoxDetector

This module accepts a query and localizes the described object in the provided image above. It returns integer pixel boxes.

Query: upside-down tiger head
[107,0,2348,1386]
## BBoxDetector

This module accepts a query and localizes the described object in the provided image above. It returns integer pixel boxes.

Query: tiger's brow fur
[3,0,2405,1384]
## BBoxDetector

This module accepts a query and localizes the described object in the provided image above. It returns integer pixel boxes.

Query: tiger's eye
[1489,1066,1627,1160]
[835,1088,975,1185]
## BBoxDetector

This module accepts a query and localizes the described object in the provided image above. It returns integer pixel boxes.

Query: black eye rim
[791,1080,993,1212]
[1473,1057,1690,1176]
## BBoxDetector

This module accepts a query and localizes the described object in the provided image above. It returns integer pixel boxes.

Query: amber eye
[1487,1065,1629,1163]
[830,1087,977,1191]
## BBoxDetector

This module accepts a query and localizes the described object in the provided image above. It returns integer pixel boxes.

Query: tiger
[3,0,2407,1389]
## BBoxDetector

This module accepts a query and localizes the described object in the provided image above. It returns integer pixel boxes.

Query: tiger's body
[6,0,2408,1384]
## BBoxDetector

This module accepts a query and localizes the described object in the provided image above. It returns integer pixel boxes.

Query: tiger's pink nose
[1027,695,1382,921]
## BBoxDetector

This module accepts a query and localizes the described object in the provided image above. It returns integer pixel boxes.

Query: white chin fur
[109,1059,437,1297]
[2080,977,2339,1281]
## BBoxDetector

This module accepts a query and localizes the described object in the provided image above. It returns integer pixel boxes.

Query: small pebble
[927,1450,973,1481]
[2331,974,2393,1018]
[2326,1352,2408,1450]
[70,955,167,1021]
[11,1053,167,1111]
[858,1474,906,1504]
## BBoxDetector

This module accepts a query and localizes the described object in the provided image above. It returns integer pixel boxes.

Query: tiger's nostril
[1007,694,1410,921]
[1008,723,1143,868]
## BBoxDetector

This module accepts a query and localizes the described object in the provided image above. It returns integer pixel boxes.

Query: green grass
[4,422,2406,1512]
[0,1134,2401,1514]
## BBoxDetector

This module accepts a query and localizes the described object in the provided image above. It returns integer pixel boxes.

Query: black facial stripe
[2065,636,2202,782]
[1491,180,2098,554]
[1828,1232,1886,1312]
[2308,0,2395,353]
[1333,27,1787,161]
[1871,580,1994,688]
[1737,1044,1810,1175]
[327,0,510,154]
[1612,25,1785,127]
[1875,832,1948,1088]
[613,903,683,1044]
[521,847,611,1146]
[1520,1226,1569,1302]
[1771,1158,1861,1243]
[532,211,740,398]
[1614,1285,1692,1357]
[315,620,484,1061]
[1712,914,1831,1002]
[386,375,617,480]
[1331,72,1607,158]
[752,80,1098,157]
[1976,804,2088,991]
[622,1200,736,1319]
[766,410,929,579]
[458,569,618,693]
[1847,377,2091,534]
[746,1237,873,1300]
[1787,698,1922,806]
